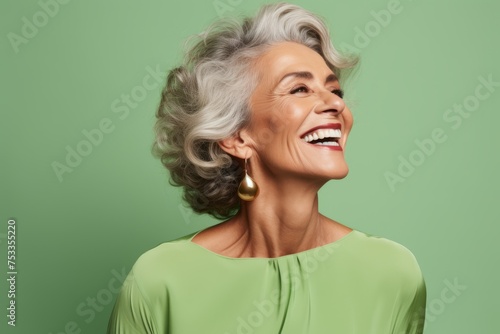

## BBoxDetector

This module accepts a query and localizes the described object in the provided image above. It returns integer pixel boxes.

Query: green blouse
[107,229,426,333]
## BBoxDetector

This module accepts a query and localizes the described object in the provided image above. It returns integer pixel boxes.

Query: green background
[1,0,498,333]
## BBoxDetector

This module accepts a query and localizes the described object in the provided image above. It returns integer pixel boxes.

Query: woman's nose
[314,89,345,115]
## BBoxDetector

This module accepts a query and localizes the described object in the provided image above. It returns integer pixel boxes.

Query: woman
[107,3,426,333]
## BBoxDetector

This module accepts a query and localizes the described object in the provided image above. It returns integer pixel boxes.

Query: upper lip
[300,123,342,138]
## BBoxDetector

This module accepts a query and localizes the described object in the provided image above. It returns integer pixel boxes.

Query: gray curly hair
[152,2,358,219]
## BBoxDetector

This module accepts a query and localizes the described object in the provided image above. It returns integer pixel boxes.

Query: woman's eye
[332,89,344,98]
[290,86,309,94]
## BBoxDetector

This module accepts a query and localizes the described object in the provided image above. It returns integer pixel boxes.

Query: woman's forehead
[255,42,333,84]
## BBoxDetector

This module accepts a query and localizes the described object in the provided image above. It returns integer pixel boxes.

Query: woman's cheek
[343,108,354,133]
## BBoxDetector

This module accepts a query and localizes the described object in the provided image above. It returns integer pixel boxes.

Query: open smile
[300,123,343,151]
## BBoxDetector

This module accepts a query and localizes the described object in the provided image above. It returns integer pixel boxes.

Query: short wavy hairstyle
[152,2,358,219]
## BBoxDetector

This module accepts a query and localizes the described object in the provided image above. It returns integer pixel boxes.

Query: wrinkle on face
[242,41,352,182]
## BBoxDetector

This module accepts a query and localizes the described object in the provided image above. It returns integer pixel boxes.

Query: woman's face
[244,41,353,183]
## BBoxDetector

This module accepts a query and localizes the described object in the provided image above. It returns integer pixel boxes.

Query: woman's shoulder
[353,230,421,264]
[350,229,426,286]
[319,221,422,265]
[133,231,198,267]
[126,231,201,286]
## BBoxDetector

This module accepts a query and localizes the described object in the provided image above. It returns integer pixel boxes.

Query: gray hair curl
[152,2,358,219]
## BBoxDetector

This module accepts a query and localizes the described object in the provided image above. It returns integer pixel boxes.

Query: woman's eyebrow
[325,73,338,84]
[276,71,338,87]
[279,71,313,83]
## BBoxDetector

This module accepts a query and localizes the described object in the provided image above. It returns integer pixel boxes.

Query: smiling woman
[245,42,352,182]
[107,3,426,333]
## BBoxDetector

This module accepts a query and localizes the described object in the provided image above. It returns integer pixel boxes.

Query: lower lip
[306,143,343,151]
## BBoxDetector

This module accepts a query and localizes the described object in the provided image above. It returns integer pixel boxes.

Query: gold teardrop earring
[237,158,259,201]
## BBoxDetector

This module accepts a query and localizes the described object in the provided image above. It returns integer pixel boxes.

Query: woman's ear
[218,129,253,159]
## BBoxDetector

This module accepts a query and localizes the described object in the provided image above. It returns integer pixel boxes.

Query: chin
[330,169,349,180]
[325,162,349,180]
[313,165,349,182]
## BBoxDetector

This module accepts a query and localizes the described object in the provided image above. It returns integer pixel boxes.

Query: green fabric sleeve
[106,267,160,334]
[392,249,427,334]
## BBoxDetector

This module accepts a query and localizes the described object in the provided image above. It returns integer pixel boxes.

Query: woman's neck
[191,175,351,258]
[228,178,336,258]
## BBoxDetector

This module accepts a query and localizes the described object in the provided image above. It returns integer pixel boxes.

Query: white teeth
[301,128,342,143]
[316,141,339,146]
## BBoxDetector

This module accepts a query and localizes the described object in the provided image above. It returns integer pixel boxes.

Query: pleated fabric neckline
[187,228,360,261]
